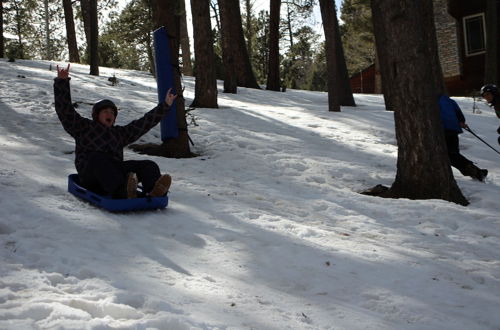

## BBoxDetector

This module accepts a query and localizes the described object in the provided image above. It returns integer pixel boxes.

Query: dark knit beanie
[92,99,118,121]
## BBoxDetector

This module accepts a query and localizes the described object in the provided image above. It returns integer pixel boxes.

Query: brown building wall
[434,0,461,78]
[350,64,376,94]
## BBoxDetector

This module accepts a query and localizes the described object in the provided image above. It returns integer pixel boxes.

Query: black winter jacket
[54,78,170,175]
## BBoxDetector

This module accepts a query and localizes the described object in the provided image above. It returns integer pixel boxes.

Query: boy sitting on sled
[54,64,176,199]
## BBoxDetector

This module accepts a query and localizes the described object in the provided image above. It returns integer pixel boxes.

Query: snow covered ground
[0,59,499,329]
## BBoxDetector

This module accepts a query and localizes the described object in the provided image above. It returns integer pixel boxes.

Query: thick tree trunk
[319,0,355,111]
[0,0,4,58]
[266,0,281,91]
[190,0,218,108]
[151,0,193,158]
[44,0,52,60]
[15,5,25,59]
[218,0,260,90]
[79,0,90,53]
[62,0,80,63]
[179,0,193,76]
[371,0,468,205]
[244,0,253,62]
[88,0,99,75]
[484,0,499,84]
[218,0,237,93]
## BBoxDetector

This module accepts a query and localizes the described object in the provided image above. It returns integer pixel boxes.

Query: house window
[463,13,486,56]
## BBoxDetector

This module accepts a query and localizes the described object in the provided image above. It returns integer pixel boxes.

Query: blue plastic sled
[68,174,168,212]
[153,26,178,141]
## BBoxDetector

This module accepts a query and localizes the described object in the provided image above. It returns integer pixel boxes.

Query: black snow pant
[444,131,473,175]
[497,125,500,145]
[79,152,161,198]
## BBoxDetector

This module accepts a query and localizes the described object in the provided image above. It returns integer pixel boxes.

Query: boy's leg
[444,132,487,181]
[444,132,472,172]
[122,160,162,194]
[80,152,127,198]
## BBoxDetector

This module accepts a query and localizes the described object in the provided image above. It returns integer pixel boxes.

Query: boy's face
[483,91,494,103]
[98,108,116,127]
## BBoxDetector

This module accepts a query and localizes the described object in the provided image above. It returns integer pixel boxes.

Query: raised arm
[53,64,90,137]
[119,89,177,145]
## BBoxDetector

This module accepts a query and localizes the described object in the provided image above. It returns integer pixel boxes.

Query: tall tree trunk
[15,4,25,59]
[79,0,90,54]
[179,0,193,76]
[88,0,99,75]
[285,3,294,52]
[244,0,253,62]
[190,0,218,107]
[0,0,4,58]
[319,0,356,111]
[62,0,80,63]
[371,0,468,205]
[44,0,51,60]
[266,0,281,91]
[218,0,237,93]
[484,0,499,84]
[218,0,260,89]
[151,0,192,158]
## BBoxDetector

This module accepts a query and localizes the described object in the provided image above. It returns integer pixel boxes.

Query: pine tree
[319,0,355,110]
[179,0,193,76]
[151,0,193,158]
[4,0,36,59]
[190,0,218,107]
[266,0,281,91]
[100,0,155,72]
[340,0,375,76]
[218,0,260,91]
[282,26,318,90]
[253,10,270,83]
[88,0,98,75]
[63,0,80,63]
[371,0,468,205]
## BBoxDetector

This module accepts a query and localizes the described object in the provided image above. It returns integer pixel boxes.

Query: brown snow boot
[127,172,138,199]
[463,163,488,182]
[150,174,172,197]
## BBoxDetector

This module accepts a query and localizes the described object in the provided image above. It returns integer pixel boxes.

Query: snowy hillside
[0,59,499,329]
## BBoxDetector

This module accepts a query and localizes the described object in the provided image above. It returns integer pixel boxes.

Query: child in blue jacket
[54,64,176,198]
[438,94,487,182]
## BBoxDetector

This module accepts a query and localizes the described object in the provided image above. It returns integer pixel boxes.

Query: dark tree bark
[218,0,260,90]
[0,0,4,58]
[62,0,80,63]
[371,0,468,205]
[151,0,193,158]
[217,0,237,93]
[319,0,355,111]
[484,0,499,84]
[190,0,218,108]
[79,0,90,50]
[44,0,52,60]
[243,0,253,62]
[179,0,193,76]
[266,0,281,91]
[88,0,99,75]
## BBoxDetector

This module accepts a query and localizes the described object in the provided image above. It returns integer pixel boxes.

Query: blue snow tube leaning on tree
[153,26,178,140]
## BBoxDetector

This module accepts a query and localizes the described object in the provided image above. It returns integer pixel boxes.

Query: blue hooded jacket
[438,94,465,133]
